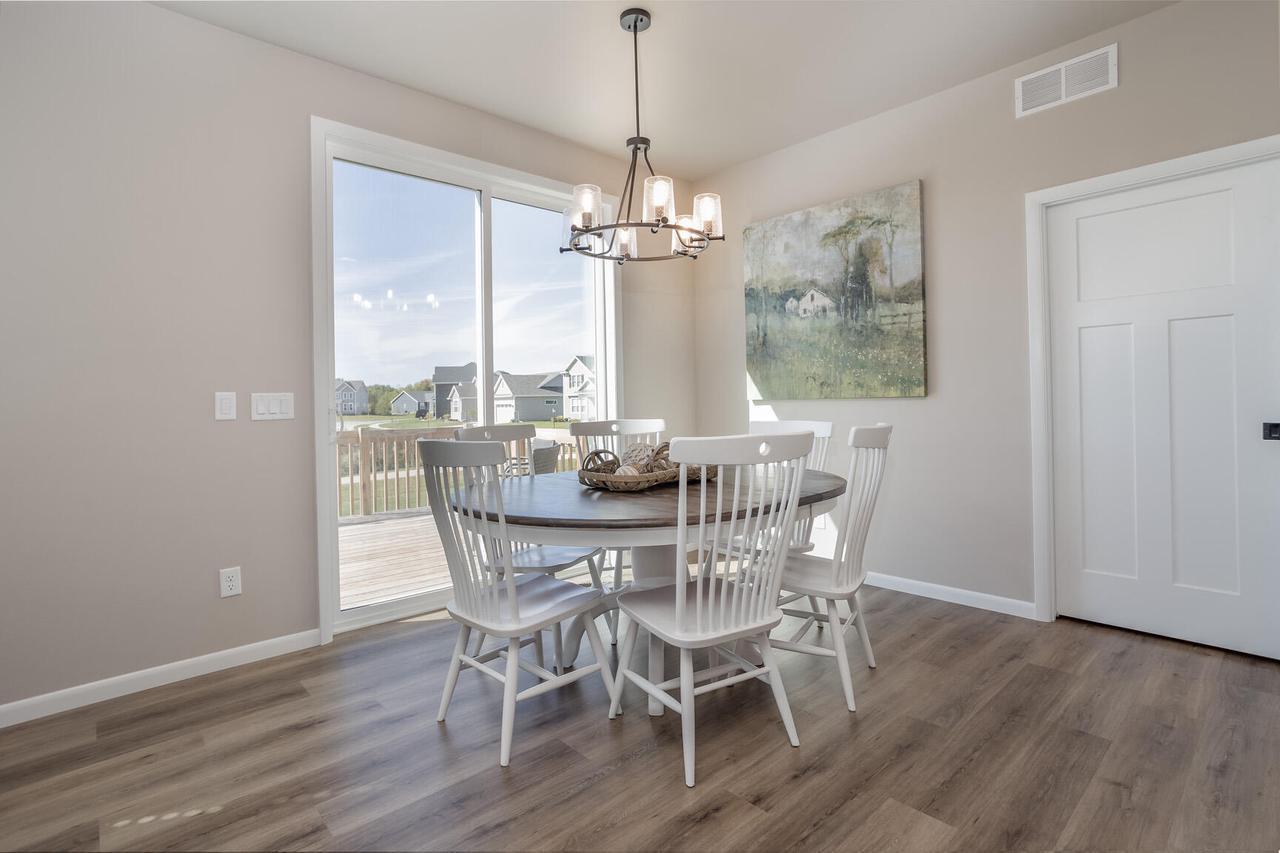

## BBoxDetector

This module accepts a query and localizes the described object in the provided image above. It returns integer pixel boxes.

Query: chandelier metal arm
[624,150,640,222]
[616,146,638,227]
[562,219,723,262]
[601,146,638,255]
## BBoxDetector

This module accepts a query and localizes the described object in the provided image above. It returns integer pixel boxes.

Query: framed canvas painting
[744,180,925,399]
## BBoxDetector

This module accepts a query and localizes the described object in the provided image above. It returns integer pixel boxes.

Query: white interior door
[1047,155,1280,658]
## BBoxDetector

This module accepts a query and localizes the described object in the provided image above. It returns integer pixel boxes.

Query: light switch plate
[214,391,237,421]
[251,392,295,421]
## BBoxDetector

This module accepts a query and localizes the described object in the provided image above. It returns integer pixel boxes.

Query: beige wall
[690,1,1280,602]
[0,2,694,704]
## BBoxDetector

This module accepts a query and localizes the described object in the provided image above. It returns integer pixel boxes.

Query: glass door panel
[491,199,598,471]
[332,159,477,611]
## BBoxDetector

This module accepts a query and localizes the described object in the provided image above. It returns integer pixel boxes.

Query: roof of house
[393,389,431,403]
[447,382,477,400]
[335,378,367,392]
[433,362,477,384]
[567,355,595,372]
[495,372,561,398]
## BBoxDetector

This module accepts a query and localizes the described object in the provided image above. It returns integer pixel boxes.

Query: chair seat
[618,580,782,649]
[498,545,604,574]
[778,553,862,598]
[447,573,602,637]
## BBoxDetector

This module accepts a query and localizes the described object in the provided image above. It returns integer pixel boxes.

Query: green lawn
[337,415,458,432]
[338,416,574,432]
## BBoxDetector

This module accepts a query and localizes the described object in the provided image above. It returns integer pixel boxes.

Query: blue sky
[333,159,595,388]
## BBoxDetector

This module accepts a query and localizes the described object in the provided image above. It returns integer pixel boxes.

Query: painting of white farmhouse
[744,180,925,399]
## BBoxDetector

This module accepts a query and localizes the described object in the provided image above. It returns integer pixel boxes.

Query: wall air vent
[1015,43,1117,118]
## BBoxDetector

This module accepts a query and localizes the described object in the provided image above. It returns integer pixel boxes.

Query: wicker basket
[577,445,715,493]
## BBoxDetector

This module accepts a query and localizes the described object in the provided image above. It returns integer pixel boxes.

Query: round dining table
[481,468,847,714]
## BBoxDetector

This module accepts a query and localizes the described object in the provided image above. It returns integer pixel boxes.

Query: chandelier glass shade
[560,8,723,264]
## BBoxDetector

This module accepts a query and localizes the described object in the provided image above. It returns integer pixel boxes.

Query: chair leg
[471,632,487,657]
[852,591,876,668]
[759,635,799,747]
[826,598,857,712]
[608,550,624,644]
[808,596,823,629]
[499,637,521,767]
[586,554,604,591]
[532,630,545,670]
[610,620,640,718]
[437,624,471,722]
[680,647,696,787]
[648,631,665,716]
[582,613,617,705]
[553,621,565,675]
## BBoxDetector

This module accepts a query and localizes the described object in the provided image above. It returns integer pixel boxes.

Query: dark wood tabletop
[451,470,846,529]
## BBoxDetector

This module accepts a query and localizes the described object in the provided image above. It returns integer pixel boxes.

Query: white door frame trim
[310,116,622,643]
[1024,133,1280,623]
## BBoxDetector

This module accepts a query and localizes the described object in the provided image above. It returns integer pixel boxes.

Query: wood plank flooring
[2,588,1278,852]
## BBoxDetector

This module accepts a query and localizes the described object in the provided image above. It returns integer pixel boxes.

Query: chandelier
[560,8,723,264]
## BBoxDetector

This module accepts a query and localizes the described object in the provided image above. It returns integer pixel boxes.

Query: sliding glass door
[314,120,618,636]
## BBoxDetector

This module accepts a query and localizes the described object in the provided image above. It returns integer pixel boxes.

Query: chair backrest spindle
[830,424,892,589]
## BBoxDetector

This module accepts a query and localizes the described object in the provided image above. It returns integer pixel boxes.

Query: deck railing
[337,426,580,518]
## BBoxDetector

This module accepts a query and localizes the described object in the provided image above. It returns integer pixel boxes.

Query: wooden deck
[338,513,451,610]
[338,510,620,611]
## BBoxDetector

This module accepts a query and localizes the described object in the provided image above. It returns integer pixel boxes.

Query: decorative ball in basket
[578,442,715,492]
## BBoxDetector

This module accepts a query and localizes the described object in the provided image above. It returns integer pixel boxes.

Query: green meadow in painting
[744,180,925,399]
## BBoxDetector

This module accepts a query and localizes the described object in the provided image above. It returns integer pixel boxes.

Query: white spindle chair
[608,431,812,787]
[771,424,891,712]
[419,439,616,767]
[748,420,833,552]
[569,418,667,641]
[530,439,562,475]
[455,424,606,669]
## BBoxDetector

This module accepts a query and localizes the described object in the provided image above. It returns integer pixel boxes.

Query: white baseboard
[865,572,1040,620]
[0,629,321,730]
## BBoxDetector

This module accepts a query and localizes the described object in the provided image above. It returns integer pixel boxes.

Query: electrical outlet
[219,566,242,598]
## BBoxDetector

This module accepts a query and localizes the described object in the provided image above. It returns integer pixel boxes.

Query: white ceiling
[161,0,1170,179]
